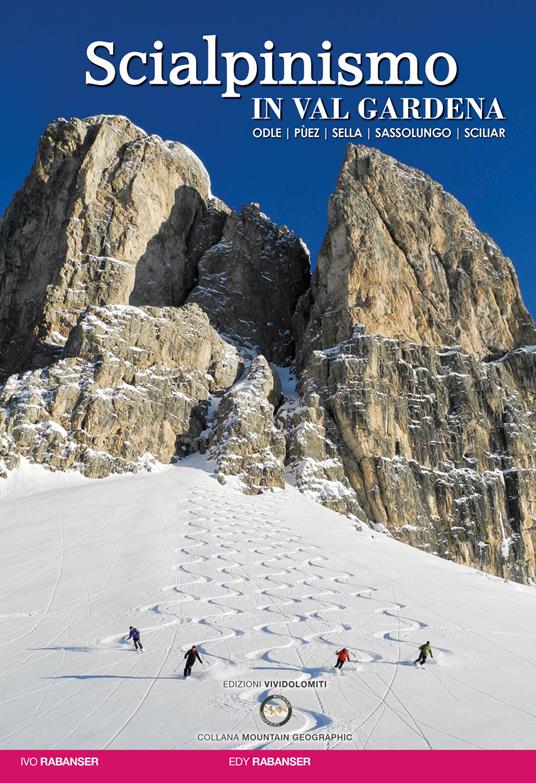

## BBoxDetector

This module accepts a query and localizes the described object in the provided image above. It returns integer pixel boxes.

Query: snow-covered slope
[1,458,536,750]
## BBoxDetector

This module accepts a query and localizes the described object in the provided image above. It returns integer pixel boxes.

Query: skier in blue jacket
[128,626,143,652]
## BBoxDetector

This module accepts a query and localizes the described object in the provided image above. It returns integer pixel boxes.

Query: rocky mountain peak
[0,115,309,376]
[292,144,536,583]
[0,114,218,375]
[299,143,535,363]
[0,118,534,583]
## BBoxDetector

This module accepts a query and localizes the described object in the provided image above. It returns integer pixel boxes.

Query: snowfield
[1,457,536,750]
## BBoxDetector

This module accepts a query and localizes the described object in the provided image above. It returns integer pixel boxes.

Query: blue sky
[1,0,534,316]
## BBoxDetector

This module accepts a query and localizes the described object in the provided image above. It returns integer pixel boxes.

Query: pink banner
[2,751,535,782]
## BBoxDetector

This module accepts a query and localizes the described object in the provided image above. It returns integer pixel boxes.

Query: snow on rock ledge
[204,355,286,493]
[0,304,241,478]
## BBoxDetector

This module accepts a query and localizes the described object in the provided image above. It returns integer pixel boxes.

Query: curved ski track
[3,467,536,750]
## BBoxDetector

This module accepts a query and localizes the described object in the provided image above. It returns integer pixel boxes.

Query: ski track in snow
[1,459,536,749]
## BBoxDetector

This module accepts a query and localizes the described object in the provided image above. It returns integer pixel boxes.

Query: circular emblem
[259,694,292,727]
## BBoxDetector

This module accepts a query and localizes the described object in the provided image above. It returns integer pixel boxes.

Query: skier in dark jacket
[414,641,433,666]
[335,648,350,670]
[184,645,203,678]
[128,626,143,652]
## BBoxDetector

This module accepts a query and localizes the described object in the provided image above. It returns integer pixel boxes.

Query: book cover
[1,0,535,778]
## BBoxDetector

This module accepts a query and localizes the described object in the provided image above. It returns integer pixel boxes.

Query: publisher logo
[259,694,292,727]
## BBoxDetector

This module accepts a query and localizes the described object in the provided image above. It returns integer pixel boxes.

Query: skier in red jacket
[335,648,350,670]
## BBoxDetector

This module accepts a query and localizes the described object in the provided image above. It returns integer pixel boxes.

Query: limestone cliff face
[0,114,309,376]
[0,115,217,375]
[189,204,309,364]
[294,145,536,583]
[0,120,535,583]
[0,114,307,479]
[205,355,286,493]
[0,304,241,477]
[297,145,535,362]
